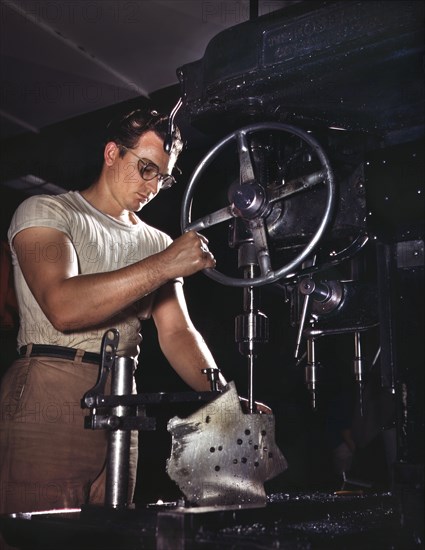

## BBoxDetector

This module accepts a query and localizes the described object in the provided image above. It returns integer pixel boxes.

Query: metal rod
[248,352,255,413]
[243,263,256,413]
[105,356,135,508]
[306,338,317,409]
[353,331,364,416]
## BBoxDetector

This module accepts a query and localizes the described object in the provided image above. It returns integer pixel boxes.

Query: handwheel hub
[231,182,268,219]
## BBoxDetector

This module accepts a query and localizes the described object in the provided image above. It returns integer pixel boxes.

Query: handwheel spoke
[236,130,256,184]
[269,169,326,203]
[248,218,273,277]
[185,205,235,232]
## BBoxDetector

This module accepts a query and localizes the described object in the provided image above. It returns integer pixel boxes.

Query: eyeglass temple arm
[164,97,183,153]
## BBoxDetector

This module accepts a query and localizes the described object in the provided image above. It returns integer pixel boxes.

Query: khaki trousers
[0,350,138,515]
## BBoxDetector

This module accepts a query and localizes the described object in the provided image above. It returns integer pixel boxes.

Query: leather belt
[19,344,101,365]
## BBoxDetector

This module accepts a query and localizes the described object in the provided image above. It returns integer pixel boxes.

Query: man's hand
[161,231,216,279]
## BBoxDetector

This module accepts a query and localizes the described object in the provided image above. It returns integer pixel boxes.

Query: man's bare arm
[152,282,226,392]
[153,282,272,413]
[13,226,215,332]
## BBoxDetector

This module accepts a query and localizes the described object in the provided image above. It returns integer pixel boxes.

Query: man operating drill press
[0,106,228,516]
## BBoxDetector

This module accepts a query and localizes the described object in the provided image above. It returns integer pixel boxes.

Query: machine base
[1,491,422,549]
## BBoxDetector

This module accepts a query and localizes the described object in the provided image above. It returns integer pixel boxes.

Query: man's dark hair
[106,107,183,158]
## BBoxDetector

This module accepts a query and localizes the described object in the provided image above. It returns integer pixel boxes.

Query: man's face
[107,130,174,212]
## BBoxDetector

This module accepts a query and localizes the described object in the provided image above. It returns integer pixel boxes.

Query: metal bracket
[82,329,119,409]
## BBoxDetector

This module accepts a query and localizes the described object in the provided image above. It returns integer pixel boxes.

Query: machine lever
[294,291,311,360]
[294,259,318,359]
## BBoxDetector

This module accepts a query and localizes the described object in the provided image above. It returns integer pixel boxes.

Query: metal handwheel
[181,122,336,287]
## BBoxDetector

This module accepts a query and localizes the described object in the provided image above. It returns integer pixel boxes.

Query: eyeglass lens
[138,160,175,189]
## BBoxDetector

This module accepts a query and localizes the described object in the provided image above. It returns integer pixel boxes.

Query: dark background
[1,0,422,505]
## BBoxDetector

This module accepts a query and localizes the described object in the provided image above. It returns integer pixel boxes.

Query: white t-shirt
[8,191,176,359]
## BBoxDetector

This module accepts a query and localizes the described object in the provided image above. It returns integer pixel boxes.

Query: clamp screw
[202,368,221,392]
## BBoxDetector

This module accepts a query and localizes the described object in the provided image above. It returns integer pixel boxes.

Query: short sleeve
[8,194,72,250]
